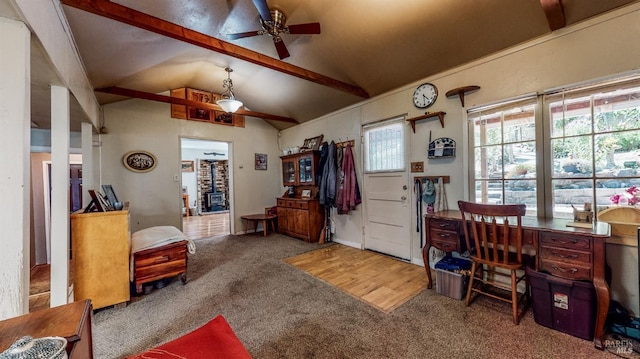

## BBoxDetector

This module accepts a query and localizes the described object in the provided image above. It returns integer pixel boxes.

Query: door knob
[401,196,407,200]
[403,185,408,190]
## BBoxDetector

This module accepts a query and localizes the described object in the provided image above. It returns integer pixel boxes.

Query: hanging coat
[319,141,337,206]
[316,141,329,184]
[337,144,361,214]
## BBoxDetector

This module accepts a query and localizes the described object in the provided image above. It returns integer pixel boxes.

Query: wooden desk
[241,213,277,237]
[422,210,610,350]
[0,300,93,358]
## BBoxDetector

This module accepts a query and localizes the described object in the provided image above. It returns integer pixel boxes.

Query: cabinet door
[282,158,297,186]
[298,155,314,185]
[294,209,310,237]
[277,206,289,231]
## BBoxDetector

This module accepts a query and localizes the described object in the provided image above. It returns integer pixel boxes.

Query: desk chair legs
[465,262,530,325]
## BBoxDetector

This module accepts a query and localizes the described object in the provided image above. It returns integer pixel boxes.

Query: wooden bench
[241,213,277,237]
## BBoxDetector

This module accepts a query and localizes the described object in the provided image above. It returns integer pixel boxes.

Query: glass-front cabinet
[282,157,297,186]
[280,151,319,186]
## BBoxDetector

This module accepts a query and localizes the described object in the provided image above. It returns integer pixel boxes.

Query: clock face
[413,83,438,109]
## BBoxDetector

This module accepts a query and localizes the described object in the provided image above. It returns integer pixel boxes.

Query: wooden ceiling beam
[95,87,299,124]
[540,0,566,31]
[61,0,369,99]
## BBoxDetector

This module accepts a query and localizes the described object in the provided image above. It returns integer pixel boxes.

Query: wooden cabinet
[280,151,320,187]
[0,300,93,359]
[71,209,130,309]
[277,198,324,242]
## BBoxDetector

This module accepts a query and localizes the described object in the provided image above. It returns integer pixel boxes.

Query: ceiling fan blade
[226,30,263,40]
[273,37,290,59]
[251,0,272,21]
[285,22,321,35]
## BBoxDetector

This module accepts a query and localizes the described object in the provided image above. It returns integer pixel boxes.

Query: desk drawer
[431,228,458,242]
[277,198,287,207]
[539,232,591,250]
[539,259,591,281]
[539,245,591,265]
[285,200,296,208]
[430,218,459,231]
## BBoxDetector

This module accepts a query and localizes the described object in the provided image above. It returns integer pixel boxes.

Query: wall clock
[123,150,157,173]
[413,83,438,109]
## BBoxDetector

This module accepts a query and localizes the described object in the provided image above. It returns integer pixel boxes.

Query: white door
[362,117,411,260]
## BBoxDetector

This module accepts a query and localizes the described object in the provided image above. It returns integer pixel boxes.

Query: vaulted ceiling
[5,0,639,131]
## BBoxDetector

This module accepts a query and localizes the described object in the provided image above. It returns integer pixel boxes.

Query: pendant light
[216,67,243,113]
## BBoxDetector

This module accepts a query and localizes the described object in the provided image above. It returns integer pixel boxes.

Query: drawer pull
[550,238,578,245]
[437,233,451,238]
[154,255,170,264]
[437,223,449,228]
[551,251,578,259]
[551,265,578,274]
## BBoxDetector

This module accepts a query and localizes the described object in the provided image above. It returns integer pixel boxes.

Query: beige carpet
[284,244,429,313]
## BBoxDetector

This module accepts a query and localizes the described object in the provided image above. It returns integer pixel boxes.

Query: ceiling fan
[226,0,321,59]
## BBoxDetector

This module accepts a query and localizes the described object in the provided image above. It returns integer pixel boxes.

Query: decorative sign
[123,151,157,173]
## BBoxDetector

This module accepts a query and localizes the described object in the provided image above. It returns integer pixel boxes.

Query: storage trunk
[526,266,596,340]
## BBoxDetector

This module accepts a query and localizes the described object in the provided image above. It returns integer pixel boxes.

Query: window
[467,97,538,215]
[364,118,405,173]
[468,75,640,218]
[546,78,640,218]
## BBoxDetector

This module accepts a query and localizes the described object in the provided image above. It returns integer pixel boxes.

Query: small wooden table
[241,213,277,237]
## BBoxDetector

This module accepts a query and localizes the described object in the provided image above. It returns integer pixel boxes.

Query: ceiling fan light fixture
[216,67,243,113]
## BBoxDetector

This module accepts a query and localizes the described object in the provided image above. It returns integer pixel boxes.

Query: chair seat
[470,251,533,270]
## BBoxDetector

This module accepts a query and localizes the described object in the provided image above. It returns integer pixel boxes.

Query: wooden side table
[0,300,93,358]
[241,213,277,237]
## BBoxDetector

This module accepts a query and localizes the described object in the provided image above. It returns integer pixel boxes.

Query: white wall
[100,98,281,234]
[280,4,640,313]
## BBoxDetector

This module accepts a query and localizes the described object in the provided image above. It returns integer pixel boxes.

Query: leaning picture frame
[88,189,104,212]
[101,184,119,208]
[301,134,324,151]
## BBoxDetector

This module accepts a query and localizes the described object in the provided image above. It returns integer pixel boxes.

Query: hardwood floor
[182,211,230,239]
[285,244,429,313]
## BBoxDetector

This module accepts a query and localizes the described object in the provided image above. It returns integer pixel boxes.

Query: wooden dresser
[422,210,610,349]
[0,300,93,359]
[71,208,130,309]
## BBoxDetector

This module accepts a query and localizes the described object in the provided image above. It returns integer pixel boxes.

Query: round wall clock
[123,150,157,173]
[413,83,438,109]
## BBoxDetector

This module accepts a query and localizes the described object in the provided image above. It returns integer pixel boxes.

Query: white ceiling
[5,0,639,131]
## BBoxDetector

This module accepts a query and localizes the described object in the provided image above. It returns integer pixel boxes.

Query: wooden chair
[458,200,531,324]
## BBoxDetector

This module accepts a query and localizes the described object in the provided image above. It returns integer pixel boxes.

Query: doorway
[181,138,231,239]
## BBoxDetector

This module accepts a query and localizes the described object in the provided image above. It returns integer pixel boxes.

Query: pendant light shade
[216,67,243,113]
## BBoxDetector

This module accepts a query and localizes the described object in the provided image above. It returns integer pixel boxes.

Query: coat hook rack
[414,175,450,184]
[336,139,355,149]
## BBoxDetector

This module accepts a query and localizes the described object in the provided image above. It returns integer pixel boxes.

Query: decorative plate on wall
[123,150,157,173]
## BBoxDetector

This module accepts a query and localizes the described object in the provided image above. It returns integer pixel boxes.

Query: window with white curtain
[363,118,405,173]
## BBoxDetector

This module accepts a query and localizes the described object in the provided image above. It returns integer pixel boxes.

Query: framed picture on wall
[181,160,194,172]
[255,153,267,170]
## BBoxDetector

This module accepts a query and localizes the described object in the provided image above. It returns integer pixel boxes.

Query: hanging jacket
[320,141,337,206]
[337,144,361,214]
[316,141,329,184]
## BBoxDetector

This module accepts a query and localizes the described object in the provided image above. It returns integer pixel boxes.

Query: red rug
[127,315,251,359]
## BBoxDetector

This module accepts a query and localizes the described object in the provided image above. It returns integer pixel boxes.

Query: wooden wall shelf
[406,111,446,133]
[445,85,480,107]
